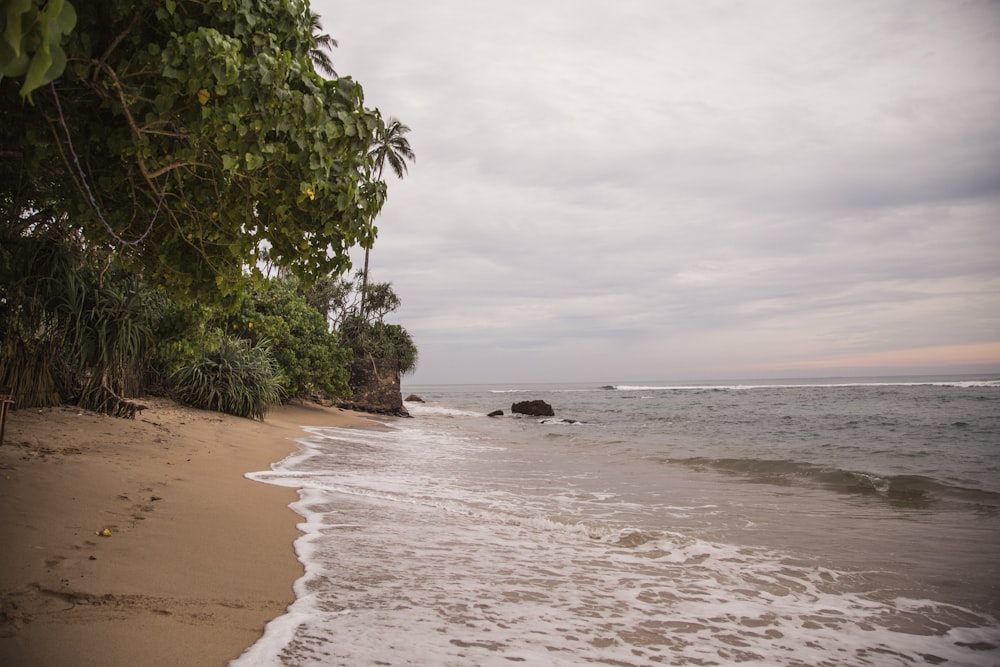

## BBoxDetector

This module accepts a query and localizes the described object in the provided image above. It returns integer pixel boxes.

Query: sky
[310,0,1000,385]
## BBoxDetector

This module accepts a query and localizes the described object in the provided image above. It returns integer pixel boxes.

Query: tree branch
[147,161,212,179]
[96,2,156,79]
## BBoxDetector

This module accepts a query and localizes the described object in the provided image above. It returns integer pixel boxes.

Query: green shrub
[61,276,163,417]
[333,277,418,376]
[0,222,161,415]
[171,336,285,420]
[341,318,418,375]
[225,277,351,398]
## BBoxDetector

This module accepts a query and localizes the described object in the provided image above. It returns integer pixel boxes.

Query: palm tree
[308,12,338,78]
[359,115,414,318]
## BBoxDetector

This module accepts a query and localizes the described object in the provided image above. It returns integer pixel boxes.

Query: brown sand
[0,397,377,666]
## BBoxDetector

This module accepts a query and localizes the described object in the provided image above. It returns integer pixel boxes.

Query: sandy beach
[0,397,375,667]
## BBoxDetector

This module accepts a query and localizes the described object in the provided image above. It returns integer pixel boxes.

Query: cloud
[316,0,1000,383]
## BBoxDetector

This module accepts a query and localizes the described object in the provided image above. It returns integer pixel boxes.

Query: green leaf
[2,0,32,56]
[3,0,77,99]
[0,41,29,77]
[245,152,264,170]
[50,0,77,34]
[20,37,52,99]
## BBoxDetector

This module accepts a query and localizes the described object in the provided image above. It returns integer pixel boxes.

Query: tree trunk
[359,246,371,319]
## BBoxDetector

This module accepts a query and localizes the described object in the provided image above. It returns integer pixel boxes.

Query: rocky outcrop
[404,394,425,403]
[337,358,409,417]
[511,400,554,417]
[487,409,504,417]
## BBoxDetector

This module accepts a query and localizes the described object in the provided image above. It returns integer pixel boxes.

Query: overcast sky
[311,0,1000,385]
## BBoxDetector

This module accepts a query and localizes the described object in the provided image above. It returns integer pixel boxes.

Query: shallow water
[233,376,1000,666]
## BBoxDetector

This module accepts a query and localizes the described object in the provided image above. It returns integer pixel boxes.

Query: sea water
[232,376,1000,666]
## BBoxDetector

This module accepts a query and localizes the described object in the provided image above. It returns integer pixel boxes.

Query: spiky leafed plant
[0,221,76,407]
[171,336,285,420]
[0,216,161,416]
[57,274,162,417]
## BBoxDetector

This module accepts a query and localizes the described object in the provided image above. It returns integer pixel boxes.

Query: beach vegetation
[0,220,161,416]
[342,319,418,377]
[0,0,420,418]
[1,0,383,305]
[57,270,163,418]
[222,277,352,399]
[0,221,77,408]
[278,269,418,377]
[336,277,418,376]
[171,335,285,420]
[359,114,415,319]
[150,300,227,389]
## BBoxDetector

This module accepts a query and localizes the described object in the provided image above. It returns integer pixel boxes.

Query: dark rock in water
[405,394,425,403]
[487,409,504,417]
[511,399,554,417]
[615,530,654,548]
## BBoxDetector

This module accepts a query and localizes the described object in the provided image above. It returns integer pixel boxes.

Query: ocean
[233,375,1000,666]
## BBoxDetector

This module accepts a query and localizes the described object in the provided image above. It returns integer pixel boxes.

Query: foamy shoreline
[213,391,1000,665]
[0,397,372,667]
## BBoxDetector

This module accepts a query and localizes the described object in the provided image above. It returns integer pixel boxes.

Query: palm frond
[308,11,339,77]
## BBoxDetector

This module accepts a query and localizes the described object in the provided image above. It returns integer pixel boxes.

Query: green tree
[1,0,384,304]
[1,1,421,417]
[225,277,351,398]
[335,277,418,376]
[303,271,354,327]
[359,113,415,317]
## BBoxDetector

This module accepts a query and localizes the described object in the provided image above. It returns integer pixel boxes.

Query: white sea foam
[538,418,587,426]
[234,491,1000,666]
[240,383,1000,667]
[404,402,485,418]
[488,388,598,393]
[235,399,1000,666]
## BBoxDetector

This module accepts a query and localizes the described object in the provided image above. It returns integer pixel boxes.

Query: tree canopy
[1,0,386,303]
[1,0,419,418]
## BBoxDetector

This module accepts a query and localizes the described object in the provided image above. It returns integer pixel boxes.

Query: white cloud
[318,0,1000,383]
